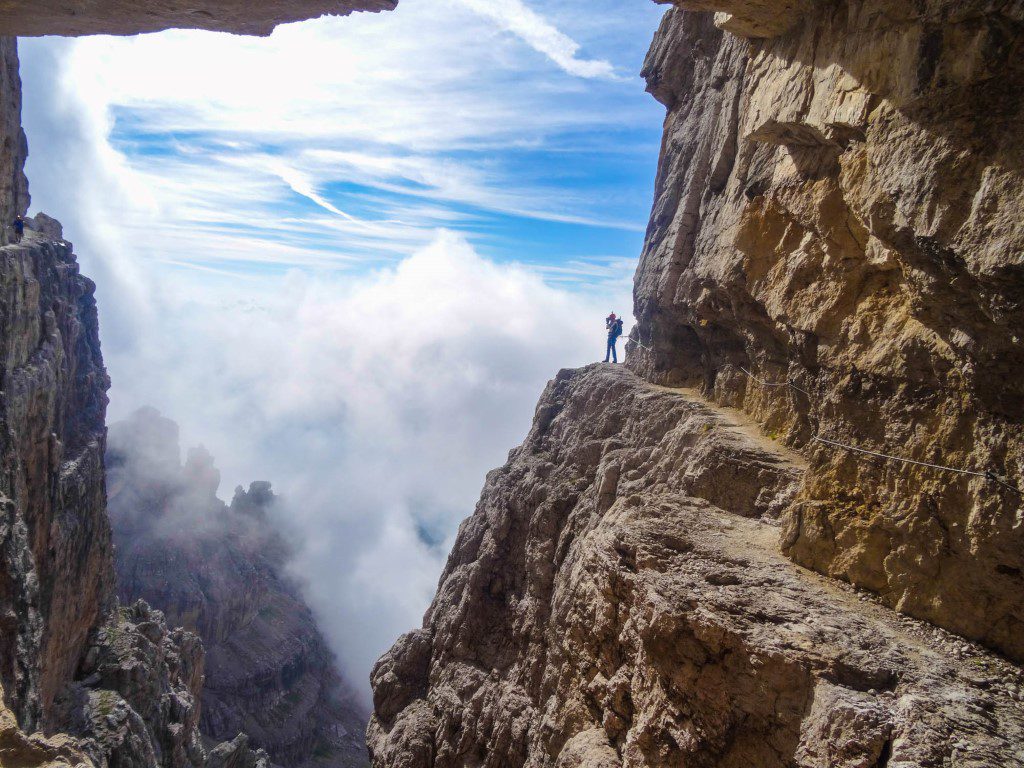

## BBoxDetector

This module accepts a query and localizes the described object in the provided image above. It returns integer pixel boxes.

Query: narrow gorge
[0,3,391,767]
[0,0,1019,767]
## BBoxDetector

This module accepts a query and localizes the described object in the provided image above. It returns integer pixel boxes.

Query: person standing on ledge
[604,312,624,363]
[11,215,24,244]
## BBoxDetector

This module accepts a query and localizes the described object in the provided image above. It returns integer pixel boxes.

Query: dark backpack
[612,319,623,338]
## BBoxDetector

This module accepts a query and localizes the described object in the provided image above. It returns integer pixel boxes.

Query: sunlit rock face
[370,1,1024,765]
[0,0,396,37]
[107,409,370,768]
[631,0,1024,662]
[368,366,1024,766]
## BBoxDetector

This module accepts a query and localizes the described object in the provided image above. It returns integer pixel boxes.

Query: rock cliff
[369,365,1024,766]
[632,0,1023,661]
[369,1,1024,765]
[107,408,369,768]
[0,221,271,768]
[0,0,395,762]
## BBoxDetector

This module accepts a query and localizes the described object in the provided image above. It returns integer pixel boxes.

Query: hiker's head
[608,312,617,320]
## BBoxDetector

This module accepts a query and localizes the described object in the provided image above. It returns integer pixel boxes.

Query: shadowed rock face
[0,0,397,762]
[0,0,396,37]
[0,222,273,768]
[107,408,369,768]
[0,221,111,731]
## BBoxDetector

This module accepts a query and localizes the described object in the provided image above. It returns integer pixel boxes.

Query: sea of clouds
[19,0,663,699]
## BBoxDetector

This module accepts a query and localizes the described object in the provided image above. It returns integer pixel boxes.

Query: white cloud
[103,231,632,693]
[454,0,616,79]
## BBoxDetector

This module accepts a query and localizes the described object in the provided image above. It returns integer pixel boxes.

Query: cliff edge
[368,1,1024,765]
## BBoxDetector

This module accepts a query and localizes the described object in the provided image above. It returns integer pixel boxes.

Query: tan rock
[632,2,1024,661]
[369,366,1024,767]
[0,684,92,768]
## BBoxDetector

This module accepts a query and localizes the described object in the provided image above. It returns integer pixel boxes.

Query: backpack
[613,319,624,338]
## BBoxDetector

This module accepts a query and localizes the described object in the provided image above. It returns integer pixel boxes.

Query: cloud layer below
[18,0,664,697]
[101,231,630,689]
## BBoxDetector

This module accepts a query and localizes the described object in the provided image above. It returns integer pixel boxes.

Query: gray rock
[368,366,1024,766]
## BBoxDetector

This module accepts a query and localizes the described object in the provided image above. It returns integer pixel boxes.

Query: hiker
[11,215,24,243]
[604,312,624,363]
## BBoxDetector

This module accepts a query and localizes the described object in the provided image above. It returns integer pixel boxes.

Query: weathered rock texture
[632,0,1024,662]
[107,408,369,768]
[369,366,1024,766]
[0,221,111,732]
[0,223,274,768]
[0,1,396,38]
[370,1,1024,765]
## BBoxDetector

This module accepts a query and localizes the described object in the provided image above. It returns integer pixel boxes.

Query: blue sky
[19,0,668,696]
[23,0,665,285]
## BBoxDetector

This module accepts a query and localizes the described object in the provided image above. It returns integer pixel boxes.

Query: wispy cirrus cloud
[453,0,617,79]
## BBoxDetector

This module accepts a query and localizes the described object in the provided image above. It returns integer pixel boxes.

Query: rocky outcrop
[0,223,111,731]
[369,365,1024,766]
[54,601,218,768]
[0,1,396,37]
[631,0,1024,662]
[108,408,368,768]
[370,1,1024,765]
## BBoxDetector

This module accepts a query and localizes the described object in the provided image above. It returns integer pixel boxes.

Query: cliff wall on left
[0,0,395,763]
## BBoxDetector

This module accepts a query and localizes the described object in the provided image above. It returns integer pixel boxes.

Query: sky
[18,0,667,700]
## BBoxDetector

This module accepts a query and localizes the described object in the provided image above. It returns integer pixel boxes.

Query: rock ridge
[107,408,369,768]
[368,365,1024,766]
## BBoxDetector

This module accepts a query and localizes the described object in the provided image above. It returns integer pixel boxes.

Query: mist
[17,0,656,701]
[109,232,630,691]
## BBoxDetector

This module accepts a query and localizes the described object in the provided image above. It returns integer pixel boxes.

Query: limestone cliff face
[368,366,1023,766]
[369,2,1024,766]
[631,0,1024,661]
[107,408,368,768]
[0,217,111,731]
[0,1,396,37]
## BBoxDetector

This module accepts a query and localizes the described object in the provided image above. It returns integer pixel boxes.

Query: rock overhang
[0,0,396,38]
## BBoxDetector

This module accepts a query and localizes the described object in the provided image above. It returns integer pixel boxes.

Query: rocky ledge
[368,365,1024,767]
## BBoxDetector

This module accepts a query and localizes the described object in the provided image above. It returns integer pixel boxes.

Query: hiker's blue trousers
[605,337,618,363]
